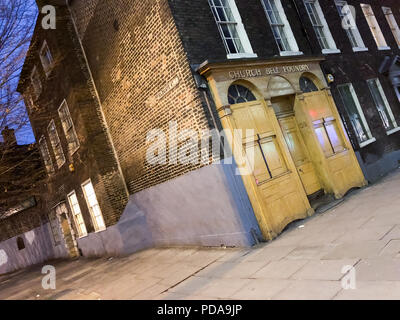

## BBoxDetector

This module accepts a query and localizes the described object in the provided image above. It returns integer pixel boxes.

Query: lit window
[47,120,66,168]
[335,1,367,51]
[58,100,80,155]
[82,180,106,232]
[261,0,301,55]
[39,40,54,77]
[68,191,88,238]
[303,0,339,53]
[38,136,54,174]
[367,78,398,132]
[382,7,400,47]
[361,4,389,50]
[208,0,256,59]
[30,66,42,99]
[337,83,374,147]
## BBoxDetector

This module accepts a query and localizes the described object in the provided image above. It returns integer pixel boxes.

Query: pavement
[2,169,400,300]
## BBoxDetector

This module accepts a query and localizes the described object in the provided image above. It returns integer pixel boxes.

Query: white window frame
[39,40,54,77]
[335,0,368,52]
[47,119,66,168]
[58,99,80,155]
[367,78,399,135]
[361,4,390,51]
[208,0,257,59]
[30,66,42,100]
[337,83,376,148]
[304,0,340,54]
[67,190,88,238]
[261,0,303,56]
[382,7,400,48]
[38,135,55,174]
[81,180,106,232]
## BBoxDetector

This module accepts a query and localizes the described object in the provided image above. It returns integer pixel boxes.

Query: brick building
[0,127,67,274]
[14,0,400,259]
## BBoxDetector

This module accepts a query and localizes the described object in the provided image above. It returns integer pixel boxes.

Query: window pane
[361,4,387,47]
[314,122,334,156]
[82,182,106,231]
[209,0,246,54]
[367,79,395,130]
[337,85,369,143]
[48,120,65,167]
[58,101,80,154]
[325,120,345,153]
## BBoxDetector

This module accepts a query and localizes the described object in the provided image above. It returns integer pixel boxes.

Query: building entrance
[272,95,322,197]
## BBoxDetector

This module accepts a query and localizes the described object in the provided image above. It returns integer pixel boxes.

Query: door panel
[230,101,310,234]
[279,116,322,195]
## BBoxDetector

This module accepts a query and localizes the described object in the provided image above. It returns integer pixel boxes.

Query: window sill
[95,227,107,234]
[352,47,369,52]
[378,46,391,51]
[359,137,376,148]
[322,48,341,55]
[280,51,304,57]
[227,53,258,60]
[386,126,400,135]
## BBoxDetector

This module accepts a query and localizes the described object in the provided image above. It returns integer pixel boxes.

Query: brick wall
[18,4,129,230]
[308,0,400,165]
[168,0,314,65]
[70,0,212,194]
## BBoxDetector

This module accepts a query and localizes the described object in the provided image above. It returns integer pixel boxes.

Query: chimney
[2,127,17,147]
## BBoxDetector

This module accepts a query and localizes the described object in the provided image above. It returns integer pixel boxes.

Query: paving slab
[355,259,400,281]
[290,259,359,281]
[231,279,293,300]
[322,241,385,260]
[272,280,342,300]
[334,281,400,300]
[252,260,309,279]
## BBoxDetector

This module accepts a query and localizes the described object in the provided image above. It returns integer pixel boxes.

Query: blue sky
[4,0,38,145]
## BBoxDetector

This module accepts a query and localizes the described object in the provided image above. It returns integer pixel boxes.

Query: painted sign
[228,64,311,80]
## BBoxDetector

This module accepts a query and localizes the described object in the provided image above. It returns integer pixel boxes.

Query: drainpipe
[64,0,130,198]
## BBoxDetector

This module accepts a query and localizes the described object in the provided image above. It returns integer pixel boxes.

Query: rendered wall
[0,223,68,275]
[77,163,262,257]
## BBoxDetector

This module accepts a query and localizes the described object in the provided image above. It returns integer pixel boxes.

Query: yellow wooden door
[230,100,311,235]
[278,116,322,195]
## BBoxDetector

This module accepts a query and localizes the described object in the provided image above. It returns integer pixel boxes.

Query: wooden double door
[278,116,322,196]
[228,99,311,237]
